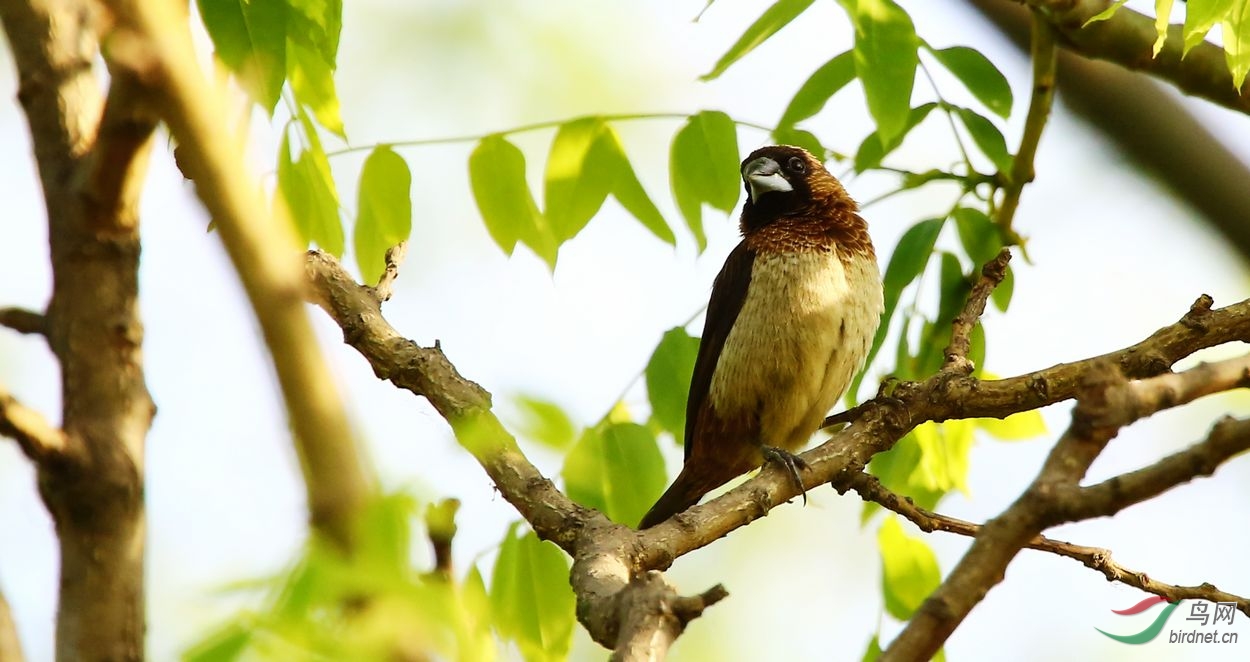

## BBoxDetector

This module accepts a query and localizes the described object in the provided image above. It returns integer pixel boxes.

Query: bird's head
[739,145,853,233]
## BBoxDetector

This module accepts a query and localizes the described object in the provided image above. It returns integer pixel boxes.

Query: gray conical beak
[743,156,792,201]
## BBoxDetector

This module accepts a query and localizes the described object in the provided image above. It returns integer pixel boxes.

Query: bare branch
[1021,0,1250,115]
[99,0,371,550]
[943,248,1012,373]
[883,356,1250,659]
[0,308,46,336]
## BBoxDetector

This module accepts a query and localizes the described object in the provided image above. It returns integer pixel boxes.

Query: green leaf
[854,102,937,172]
[701,0,816,80]
[354,146,412,285]
[469,136,557,268]
[974,386,1046,441]
[644,328,701,440]
[861,634,883,662]
[771,126,826,161]
[991,263,1014,312]
[288,39,345,139]
[1084,0,1130,26]
[1224,1,1250,89]
[183,621,253,662]
[954,107,1013,173]
[911,420,974,493]
[864,433,944,524]
[878,516,941,621]
[778,50,856,127]
[198,0,287,113]
[544,118,615,242]
[847,0,920,146]
[1154,0,1176,56]
[670,111,740,251]
[598,127,676,245]
[490,524,575,662]
[927,45,1013,118]
[278,129,344,256]
[952,207,1001,265]
[562,423,667,526]
[1183,0,1234,54]
[511,394,578,450]
[287,0,342,63]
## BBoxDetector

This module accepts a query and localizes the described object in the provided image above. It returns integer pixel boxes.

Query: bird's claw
[761,446,810,506]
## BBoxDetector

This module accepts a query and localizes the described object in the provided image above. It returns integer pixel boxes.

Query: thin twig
[943,248,1012,372]
[0,388,70,463]
[996,10,1057,244]
[845,471,1250,615]
[370,242,407,303]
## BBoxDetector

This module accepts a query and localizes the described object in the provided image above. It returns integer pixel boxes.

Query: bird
[637,145,883,529]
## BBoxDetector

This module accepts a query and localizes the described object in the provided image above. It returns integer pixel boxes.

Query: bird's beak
[743,156,792,201]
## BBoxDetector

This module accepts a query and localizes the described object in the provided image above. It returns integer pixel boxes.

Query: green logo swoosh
[1096,600,1181,644]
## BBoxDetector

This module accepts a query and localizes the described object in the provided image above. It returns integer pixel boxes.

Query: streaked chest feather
[708,249,882,448]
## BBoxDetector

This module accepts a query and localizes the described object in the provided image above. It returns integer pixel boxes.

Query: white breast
[707,250,883,450]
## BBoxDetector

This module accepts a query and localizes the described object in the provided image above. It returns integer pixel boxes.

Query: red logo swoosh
[1111,595,1171,615]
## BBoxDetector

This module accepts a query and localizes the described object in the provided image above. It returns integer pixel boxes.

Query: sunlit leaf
[490,524,575,662]
[183,621,252,662]
[878,516,941,621]
[701,0,816,80]
[1083,0,1130,26]
[287,0,342,64]
[847,0,920,146]
[198,0,287,112]
[1154,0,1176,56]
[544,118,614,242]
[469,136,557,268]
[278,128,344,256]
[927,45,1013,118]
[512,394,578,450]
[864,433,944,524]
[952,207,1001,265]
[288,39,344,139]
[954,107,1013,173]
[975,386,1047,441]
[597,127,676,245]
[354,146,411,285]
[778,50,856,127]
[1224,2,1250,88]
[1183,0,1235,54]
[912,420,975,493]
[861,634,883,662]
[771,126,826,160]
[562,423,667,526]
[854,102,937,172]
[645,327,700,440]
[670,111,740,250]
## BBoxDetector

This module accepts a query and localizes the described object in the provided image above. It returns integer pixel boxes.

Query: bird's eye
[787,156,806,173]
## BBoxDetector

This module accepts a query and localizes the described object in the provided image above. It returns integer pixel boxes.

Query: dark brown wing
[684,241,755,459]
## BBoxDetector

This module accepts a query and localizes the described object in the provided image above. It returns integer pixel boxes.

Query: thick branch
[846,471,1250,615]
[99,0,370,550]
[0,308,46,336]
[1021,0,1250,115]
[884,357,1250,659]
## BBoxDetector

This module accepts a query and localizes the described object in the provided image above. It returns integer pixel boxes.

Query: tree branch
[943,249,1011,373]
[98,0,371,551]
[0,308,46,336]
[0,387,71,463]
[884,356,1250,659]
[994,10,1056,241]
[1020,0,1250,115]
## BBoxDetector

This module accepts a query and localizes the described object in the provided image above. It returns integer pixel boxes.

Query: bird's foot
[761,446,810,506]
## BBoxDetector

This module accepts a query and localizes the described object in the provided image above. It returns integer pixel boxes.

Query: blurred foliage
[185,0,1238,658]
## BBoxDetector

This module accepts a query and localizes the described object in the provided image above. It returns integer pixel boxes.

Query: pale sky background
[2,1,1249,660]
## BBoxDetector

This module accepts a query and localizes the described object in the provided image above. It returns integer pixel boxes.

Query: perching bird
[638,145,883,529]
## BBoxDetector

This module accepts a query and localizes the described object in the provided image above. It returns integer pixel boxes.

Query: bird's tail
[638,463,736,529]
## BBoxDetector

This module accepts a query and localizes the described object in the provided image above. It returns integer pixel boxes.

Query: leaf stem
[325,113,776,158]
